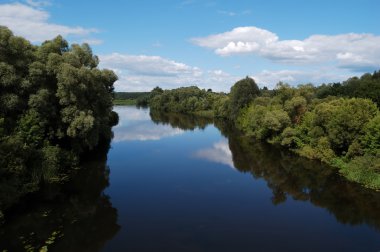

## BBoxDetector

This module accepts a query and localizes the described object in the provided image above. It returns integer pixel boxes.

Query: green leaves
[0,27,117,215]
[149,86,223,115]
[229,76,260,119]
[362,114,380,155]
[237,104,290,140]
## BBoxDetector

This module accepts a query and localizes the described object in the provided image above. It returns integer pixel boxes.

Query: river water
[1,105,380,251]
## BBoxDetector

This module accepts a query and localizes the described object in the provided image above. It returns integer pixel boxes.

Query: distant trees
[316,71,380,107]
[149,86,226,116]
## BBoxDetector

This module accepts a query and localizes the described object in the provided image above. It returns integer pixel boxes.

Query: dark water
[1,106,380,251]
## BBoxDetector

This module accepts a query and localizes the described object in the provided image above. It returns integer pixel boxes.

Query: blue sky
[1,0,379,91]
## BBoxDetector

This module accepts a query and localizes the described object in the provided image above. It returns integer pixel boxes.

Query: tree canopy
[0,26,118,218]
[229,76,260,119]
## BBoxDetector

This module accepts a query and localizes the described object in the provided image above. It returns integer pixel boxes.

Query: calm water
[1,105,380,251]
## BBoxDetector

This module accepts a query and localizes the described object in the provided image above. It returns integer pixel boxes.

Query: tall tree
[229,76,260,119]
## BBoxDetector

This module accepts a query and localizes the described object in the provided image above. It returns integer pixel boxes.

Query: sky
[0,0,379,91]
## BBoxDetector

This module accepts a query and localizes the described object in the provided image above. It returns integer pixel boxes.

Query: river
[1,105,380,251]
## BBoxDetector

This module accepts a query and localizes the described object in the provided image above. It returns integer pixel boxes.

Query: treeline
[0,27,118,218]
[147,72,380,189]
[316,71,380,107]
[115,92,150,100]
[114,92,151,106]
[149,86,227,117]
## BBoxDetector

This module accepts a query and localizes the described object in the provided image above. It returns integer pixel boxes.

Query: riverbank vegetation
[151,111,380,230]
[114,92,150,106]
[0,27,118,220]
[147,72,380,189]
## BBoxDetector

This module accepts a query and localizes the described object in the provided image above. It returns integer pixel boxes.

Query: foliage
[149,86,226,116]
[229,76,260,119]
[361,114,380,155]
[0,27,117,215]
[316,71,380,107]
[113,92,151,106]
[237,105,290,140]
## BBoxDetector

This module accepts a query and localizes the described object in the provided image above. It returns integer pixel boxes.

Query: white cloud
[192,27,277,53]
[100,53,201,77]
[99,53,239,92]
[252,69,352,89]
[192,26,380,72]
[100,52,353,92]
[0,3,98,42]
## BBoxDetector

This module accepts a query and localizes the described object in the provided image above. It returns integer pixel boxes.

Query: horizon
[1,0,379,92]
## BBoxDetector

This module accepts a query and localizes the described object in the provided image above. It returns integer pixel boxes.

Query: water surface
[1,105,380,252]
[103,106,380,251]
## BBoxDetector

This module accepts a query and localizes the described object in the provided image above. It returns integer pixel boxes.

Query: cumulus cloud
[99,52,353,92]
[99,53,239,92]
[0,3,98,42]
[252,69,353,89]
[192,26,380,72]
[100,53,202,77]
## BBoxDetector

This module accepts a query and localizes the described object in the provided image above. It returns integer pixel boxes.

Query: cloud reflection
[194,140,235,169]
[113,106,184,142]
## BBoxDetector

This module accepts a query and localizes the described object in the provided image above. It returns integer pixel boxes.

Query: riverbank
[146,74,380,190]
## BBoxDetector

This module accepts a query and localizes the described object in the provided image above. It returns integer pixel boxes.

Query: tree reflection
[223,123,380,231]
[153,112,380,231]
[150,110,213,131]
[0,142,120,252]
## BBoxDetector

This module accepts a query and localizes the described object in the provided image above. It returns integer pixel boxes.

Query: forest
[0,27,118,221]
[148,72,380,189]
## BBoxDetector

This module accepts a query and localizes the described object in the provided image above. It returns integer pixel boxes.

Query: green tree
[0,26,118,217]
[229,76,260,119]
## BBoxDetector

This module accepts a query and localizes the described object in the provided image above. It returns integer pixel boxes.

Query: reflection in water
[150,110,213,131]
[114,121,183,142]
[152,111,380,232]
[0,142,120,252]
[228,134,380,230]
[113,106,183,142]
[193,140,235,169]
